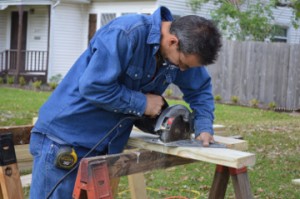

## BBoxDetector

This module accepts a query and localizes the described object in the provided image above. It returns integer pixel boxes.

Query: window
[271,25,288,43]
[100,13,116,27]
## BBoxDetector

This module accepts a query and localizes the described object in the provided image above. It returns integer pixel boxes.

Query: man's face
[161,40,202,71]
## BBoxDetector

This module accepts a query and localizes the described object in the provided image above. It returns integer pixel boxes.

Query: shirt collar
[147,6,173,45]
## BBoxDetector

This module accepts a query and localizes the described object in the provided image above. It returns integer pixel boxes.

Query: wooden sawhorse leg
[209,165,253,199]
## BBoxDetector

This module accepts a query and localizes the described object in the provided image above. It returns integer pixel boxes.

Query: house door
[10,11,28,72]
[88,14,97,44]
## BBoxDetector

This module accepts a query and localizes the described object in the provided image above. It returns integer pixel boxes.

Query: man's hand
[195,132,214,147]
[144,94,164,117]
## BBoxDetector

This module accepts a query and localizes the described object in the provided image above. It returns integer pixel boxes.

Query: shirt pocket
[125,65,143,90]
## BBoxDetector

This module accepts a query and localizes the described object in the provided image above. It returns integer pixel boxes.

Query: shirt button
[119,124,122,128]
[134,74,138,77]
[129,110,132,113]
[133,111,136,114]
[137,112,140,115]
[147,74,151,78]
[114,109,117,112]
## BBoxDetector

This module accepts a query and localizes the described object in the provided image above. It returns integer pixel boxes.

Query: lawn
[1,86,299,198]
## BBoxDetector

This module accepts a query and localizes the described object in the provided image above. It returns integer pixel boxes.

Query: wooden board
[128,131,255,169]
[15,145,33,172]
[0,125,32,145]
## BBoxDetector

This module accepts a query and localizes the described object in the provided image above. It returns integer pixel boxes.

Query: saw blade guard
[154,105,192,132]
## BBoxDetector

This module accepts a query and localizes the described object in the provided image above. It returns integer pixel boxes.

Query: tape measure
[55,147,78,170]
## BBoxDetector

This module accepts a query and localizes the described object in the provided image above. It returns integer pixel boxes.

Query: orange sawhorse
[72,150,253,199]
[72,159,113,199]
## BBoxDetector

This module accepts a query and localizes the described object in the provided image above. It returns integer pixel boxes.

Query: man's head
[160,15,222,71]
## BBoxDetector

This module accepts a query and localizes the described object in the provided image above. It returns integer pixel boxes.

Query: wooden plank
[131,129,248,151]
[0,125,32,145]
[15,144,33,172]
[128,131,255,169]
[213,135,247,151]
[84,149,196,178]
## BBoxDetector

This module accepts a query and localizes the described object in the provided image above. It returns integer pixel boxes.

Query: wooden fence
[169,40,300,109]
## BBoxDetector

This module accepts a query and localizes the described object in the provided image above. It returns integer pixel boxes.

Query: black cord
[46,116,136,199]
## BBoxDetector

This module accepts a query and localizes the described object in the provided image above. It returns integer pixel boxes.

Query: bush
[268,101,276,109]
[19,76,26,86]
[0,77,3,84]
[48,74,62,90]
[250,99,259,108]
[6,75,14,85]
[214,94,222,102]
[231,95,239,104]
[33,80,42,90]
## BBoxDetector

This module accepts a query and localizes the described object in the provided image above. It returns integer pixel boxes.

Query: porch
[0,50,48,83]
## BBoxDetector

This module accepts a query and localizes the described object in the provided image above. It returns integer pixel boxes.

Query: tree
[188,0,299,41]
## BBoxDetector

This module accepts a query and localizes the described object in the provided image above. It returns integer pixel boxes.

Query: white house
[0,0,299,82]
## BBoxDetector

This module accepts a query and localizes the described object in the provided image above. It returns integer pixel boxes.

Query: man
[29,6,222,199]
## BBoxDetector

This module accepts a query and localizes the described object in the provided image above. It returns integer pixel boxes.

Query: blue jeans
[29,132,104,199]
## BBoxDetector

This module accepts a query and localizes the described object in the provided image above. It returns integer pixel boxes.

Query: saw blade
[159,115,191,143]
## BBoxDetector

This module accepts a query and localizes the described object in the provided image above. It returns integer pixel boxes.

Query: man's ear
[169,35,179,47]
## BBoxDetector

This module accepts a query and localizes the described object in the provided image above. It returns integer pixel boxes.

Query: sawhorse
[0,133,24,199]
[72,149,253,199]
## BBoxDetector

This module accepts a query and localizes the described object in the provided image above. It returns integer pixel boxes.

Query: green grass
[0,87,51,126]
[1,87,299,198]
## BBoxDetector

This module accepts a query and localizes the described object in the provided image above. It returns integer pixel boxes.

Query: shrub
[33,80,42,90]
[0,77,3,84]
[214,94,222,102]
[6,75,14,85]
[250,99,259,108]
[48,74,62,90]
[231,95,239,104]
[19,76,26,86]
[268,102,276,109]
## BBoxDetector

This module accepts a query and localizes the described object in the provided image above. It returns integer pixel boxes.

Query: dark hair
[170,15,222,65]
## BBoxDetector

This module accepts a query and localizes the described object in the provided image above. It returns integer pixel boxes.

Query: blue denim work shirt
[32,6,215,154]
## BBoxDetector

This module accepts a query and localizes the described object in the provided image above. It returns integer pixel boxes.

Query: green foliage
[249,98,259,108]
[268,101,276,109]
[214,94,222,102]
[6,75,14,85]
[48,74,62,90]
[0,77,3,84]
[32,80,42,90]
[188,0,276,41]
[0,87,50,126]
[231,95,239,104]
[19,76,26,86]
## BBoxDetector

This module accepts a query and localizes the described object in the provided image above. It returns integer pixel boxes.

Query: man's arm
[174,67,215,146]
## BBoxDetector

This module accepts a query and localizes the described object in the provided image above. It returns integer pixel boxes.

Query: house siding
[90,1,157,29]
[157,0,217,18]
[0,11,8,52]
[27,6,49,51]
[48,2,89,79]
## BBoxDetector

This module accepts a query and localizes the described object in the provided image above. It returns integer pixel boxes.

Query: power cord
[46,116,136,199]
